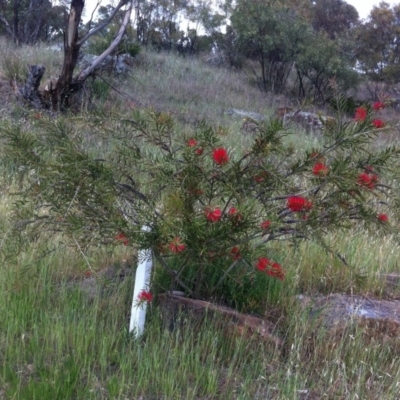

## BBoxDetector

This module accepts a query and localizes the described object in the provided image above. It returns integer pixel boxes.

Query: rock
[296,293,400,335]
[225,108,265,121]
[283,110,334,133]
[114,53,135,74]
[158,293,283,346]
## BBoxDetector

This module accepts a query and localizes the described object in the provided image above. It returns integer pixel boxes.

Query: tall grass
[0,37,63,84]
[1,202,400,398]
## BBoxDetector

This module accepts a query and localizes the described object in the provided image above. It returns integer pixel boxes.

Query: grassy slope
[1,39,400,399]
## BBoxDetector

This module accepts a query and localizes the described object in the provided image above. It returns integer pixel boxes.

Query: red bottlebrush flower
[260,220,271,230]
[312,162,329,176]
[378,213,389,223]
[115,232,129,246]
[287,196,312,212]
[373,101,385,111]
[256,257,270,271]
[212,147,229,165]
[267,262,285,281]
[228,207,238,216]
[255,258,285,280]
[187,138,198,147]
[137,290,153,303]
[354,106,368,122]
[195,147,203,155]
[372,119,385,128]
[205,207,222,222]
[229,246,241,260]
[228,207,242,222]
[357,173,378,189]
[169,237,186,253]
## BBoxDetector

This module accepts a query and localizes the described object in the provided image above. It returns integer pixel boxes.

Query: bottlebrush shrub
[1,107,399,310]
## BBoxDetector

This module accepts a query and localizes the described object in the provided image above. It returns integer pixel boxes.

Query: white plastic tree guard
[129,225,153,337]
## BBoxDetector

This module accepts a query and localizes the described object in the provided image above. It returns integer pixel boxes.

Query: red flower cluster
[187,138,203,155]
[373,101,385,111]
[354,106,368,122]
[137,290,153,303]
[312,162,329,176]
[378,213,389,223]
[228,207,238,217]
[229,246,241,260]
[205,207,222,222]
[255,257,285,280]
[287,196,312,212]
[228,207,242,222]
[260,220,271,230]
[115,232,129,246]
[357,172,378,189]
[212,148,229,165]
[169,237,186,253]
[372,119,385,128]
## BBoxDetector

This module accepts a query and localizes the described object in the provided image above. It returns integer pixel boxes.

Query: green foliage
[90,78,111,101]
[295,32,359,102]
[0,0,66,44]
[355,2,400,82]
[231,0,310,91]
[230,0,357,99]
[311,0,359,40]
[121,41,142,58]
[1,104,399,312]
[87,25,141,57]
[87,36,113,56]
[135,0,188,50]
[329,95,362,116]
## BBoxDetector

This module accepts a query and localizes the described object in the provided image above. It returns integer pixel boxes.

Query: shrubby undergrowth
[1,101,399,312]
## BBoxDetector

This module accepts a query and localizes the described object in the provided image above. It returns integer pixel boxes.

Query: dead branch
[15,65,46,108]
[76,0,134,82]
[77,0,130,46]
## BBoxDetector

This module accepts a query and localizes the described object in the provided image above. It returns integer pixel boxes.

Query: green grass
[1,39,400,398]
[0,244,278,399]
[0,213,400,398]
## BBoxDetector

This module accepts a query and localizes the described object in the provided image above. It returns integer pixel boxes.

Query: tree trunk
[14,65,46,108]
[50,0,84,110]
[13,0,21,45]
[17,0,134,111]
